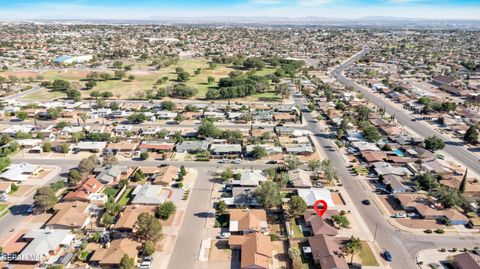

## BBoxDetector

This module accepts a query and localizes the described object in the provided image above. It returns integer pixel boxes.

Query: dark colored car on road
[383,250,393,262]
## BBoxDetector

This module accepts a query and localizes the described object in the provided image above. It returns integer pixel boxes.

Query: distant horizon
[0,0,479,20]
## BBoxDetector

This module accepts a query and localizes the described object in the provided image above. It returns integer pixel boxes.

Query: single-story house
[308,234,348,269]
[46,202,92,230]
[228,232,272,269]
[153,165,178,186]
[18,229,74,263]
[289,169,312,188]
[0,162,41,182]
[74,141,107,153]
[232,170,267,187]
[175,140,211,153]
[90,238,141,268]
[452,252,480,269]
[229,209,268,234]
[113,205,156,232]
[210,144,242,156]
[297,188,334,208]
[131,184,170,205]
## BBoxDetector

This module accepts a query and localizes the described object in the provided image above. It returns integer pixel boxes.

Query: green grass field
[26,58,280,101]
[0,204,9,218]
[359,241,379,266]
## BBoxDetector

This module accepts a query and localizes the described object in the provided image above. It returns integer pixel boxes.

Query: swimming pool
[393,149,404,157]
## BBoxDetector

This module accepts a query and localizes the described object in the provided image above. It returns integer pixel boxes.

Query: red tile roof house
[308,234,349,269]
[63,177,105,204]
[139,141,175,153]
[303,209,338,236]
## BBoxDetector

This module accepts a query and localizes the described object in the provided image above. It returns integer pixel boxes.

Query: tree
[140,152,149,160]
[307,160,321,171]
[289,195,307,218]
[332,214,350,228]
[143,241,155,256]
[174,114,185,123]
[66,89,81,101]
[161,101,176,111]
[59,143,70,153]
[285,154,301,170]
[215,200,227,215]
[16,111,28,121]
[255,181,282,208]
[156,201,176,220]
[136,212,162,242]
[51,79,70,91]
[128,113,147,124]
[34,187,57,212]
[68,169,82,184]
[43,142,52,152]
[275,83,290,99]
[345,236,362,264]
[78,155,97,174]
[85,80,97,89]
[177,71,190,82]
[464,126,478,144]
[103,154,118,166]
[459,169,467,193]
[179,165,187,176]
[90,90,101,99]
[251,145,267,159]
[424,136,445,151]
[220,168,234,183]
[119,254,135,269]
[207,76,215,84]
[321,160,338,183]
[114,70,126,80]
[243,57,266,70]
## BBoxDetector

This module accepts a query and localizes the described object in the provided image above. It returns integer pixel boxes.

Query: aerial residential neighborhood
[0,1,479,269]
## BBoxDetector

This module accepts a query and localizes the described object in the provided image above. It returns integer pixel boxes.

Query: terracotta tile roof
[90,238,140,266]
[229,233,272,269]
[47,202,90,229]
[229,209,267,233]
[114,205,156,231]
[153,165,178,186]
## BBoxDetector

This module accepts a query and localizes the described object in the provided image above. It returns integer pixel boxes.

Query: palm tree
[345,236,362,264]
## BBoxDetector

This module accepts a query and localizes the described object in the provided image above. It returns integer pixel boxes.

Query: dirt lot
[396,218,444,229]
[209,240,232,262]
[331,192,345,205]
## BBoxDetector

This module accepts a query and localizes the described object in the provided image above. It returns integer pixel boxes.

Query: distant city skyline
[0,0,479,20]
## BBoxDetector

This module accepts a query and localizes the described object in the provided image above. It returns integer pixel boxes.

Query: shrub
[424,229,433,234]
[434,229,444,234]
[439,248,446,252]
[140,152,149,160]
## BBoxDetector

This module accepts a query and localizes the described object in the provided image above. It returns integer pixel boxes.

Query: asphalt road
[332,48,480,176]
[294,85,480,267]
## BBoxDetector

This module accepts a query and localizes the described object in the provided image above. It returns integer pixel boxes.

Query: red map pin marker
[313,200,328,218]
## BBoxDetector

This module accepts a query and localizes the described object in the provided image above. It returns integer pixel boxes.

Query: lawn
[0,204,9,218]
[214,214,229,228]
[290,219,304,238]
[117,187,133,206]
[359,241,379,266]
[103,187,121,201]
[24,59,281,101]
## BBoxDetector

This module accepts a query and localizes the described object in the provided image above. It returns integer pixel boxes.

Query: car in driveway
[218,232,231,239]
[383,250,393,261]
[392,213,406,218]
[361,199,371,205]
[138,257,153,269]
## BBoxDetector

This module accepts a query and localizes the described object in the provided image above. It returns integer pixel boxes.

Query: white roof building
[0,162,40,182]
[297,188,334,208]
[19,228,74,262]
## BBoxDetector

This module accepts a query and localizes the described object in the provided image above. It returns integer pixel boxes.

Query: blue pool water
[393,149,404,157]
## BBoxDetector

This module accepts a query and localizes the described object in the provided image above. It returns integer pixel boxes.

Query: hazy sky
[0,0,479,20]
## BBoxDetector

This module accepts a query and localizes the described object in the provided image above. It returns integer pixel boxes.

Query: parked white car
[393,213,407,218]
